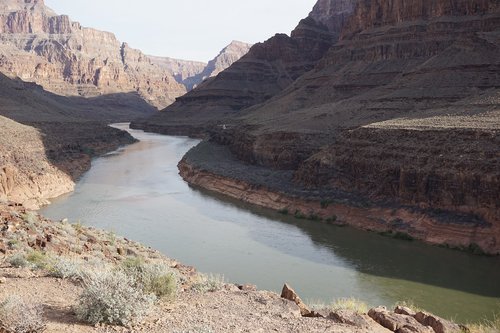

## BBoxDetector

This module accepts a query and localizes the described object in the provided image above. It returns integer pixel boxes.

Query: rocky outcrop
[132,15,336,134]
[0,0,186,109]
[280,283,311,316]
[150,41,252,91]
[0,74,136,208]
[368,307,434,333]
[149,56,207,90]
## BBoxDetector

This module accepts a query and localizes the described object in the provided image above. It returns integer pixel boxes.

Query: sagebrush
[0,295,46,333]
[76,269,156,326]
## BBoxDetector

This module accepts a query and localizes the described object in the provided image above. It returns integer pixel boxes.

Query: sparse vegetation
[191,273,226,293]
[331,298,369,314]
[8,253,29,268]
[278,208,289,215]
[307,212,322,221]
[25,250,50,270]
[294,210,306,219]
[0,295,46,333]
[120,257,178,300]
[325,215,337,224]
[76,269,156,326]
[466,317,500,333]
[320,199,333,209]
[48,256,83,280]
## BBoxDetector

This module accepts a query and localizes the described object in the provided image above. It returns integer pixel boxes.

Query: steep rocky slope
[131,6,347,135]
[141,0,500,253]
[0,0,186,109]
[150,40,252,91]
[0,73,138,208]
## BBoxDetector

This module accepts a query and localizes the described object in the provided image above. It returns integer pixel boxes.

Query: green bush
[120,257,177,300]
[76,269,156,326]
[25,250,50,270]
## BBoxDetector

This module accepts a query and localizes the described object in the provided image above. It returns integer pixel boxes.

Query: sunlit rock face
[0,0,186,109]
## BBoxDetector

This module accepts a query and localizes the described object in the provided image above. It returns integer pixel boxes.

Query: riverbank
[0,119,135,209]
[1,202,487,332]
[179,141,499,255]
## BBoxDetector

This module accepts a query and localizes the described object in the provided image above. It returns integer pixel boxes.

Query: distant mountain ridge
[0,0,251,108]
[151,40,252,91]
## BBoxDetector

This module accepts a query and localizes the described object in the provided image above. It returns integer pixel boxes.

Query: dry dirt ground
[0,269,378,333]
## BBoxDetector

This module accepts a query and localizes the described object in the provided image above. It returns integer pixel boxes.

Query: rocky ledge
[178,141,499,255]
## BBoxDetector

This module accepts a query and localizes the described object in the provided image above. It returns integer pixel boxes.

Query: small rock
[280,283,311,316]
[237,284,257,291]
[0,277,7,284]
[395,306,417,317]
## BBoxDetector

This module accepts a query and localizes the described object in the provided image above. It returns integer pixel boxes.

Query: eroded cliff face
[153,0,500,252]
[0,73,136,208]
[132,16,336,133]
[0,0,186,109]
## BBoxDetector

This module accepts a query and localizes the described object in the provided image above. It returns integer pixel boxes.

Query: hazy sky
[45,0,317,62]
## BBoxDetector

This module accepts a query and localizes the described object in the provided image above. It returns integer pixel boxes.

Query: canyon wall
[0,0,186,109]
[135,0,500,252]
[132,8,346,134]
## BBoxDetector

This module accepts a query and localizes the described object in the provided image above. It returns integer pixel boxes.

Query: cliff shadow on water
[188,184,500,300]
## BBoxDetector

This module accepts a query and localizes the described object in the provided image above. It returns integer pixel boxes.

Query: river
[40,123,500,323]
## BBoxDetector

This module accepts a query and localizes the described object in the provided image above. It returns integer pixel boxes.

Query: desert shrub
[320,199,333,209]
[25,250,50,270]
[0,295,46,333]
[8,253,28,268]
[278,208,289,215]
[325,215,337,223]
[191,273,225,293]
[76,269,155,326]
[294,210,306,219]
[331,298,369,314]
[21,211,38,225]
[466,317,500,333]
[120,257,178,300]
[48,256,83,280]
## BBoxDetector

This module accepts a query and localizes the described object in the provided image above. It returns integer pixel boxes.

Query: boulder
[330,309,392,332]
[280,283,311,316]
[414,311,465,333]
[368,306,434,333]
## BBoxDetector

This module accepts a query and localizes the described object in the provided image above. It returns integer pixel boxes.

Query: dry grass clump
[0,295,46,333]
[191,273,226,293]
[466,317,500,333]
[308,297,369,314]
[120,257,177,300]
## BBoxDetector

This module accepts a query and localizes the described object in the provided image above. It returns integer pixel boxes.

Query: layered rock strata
[0,74,136,208]
[132,13,339,134]
[0,0,186,108]
[138,0,500,253]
